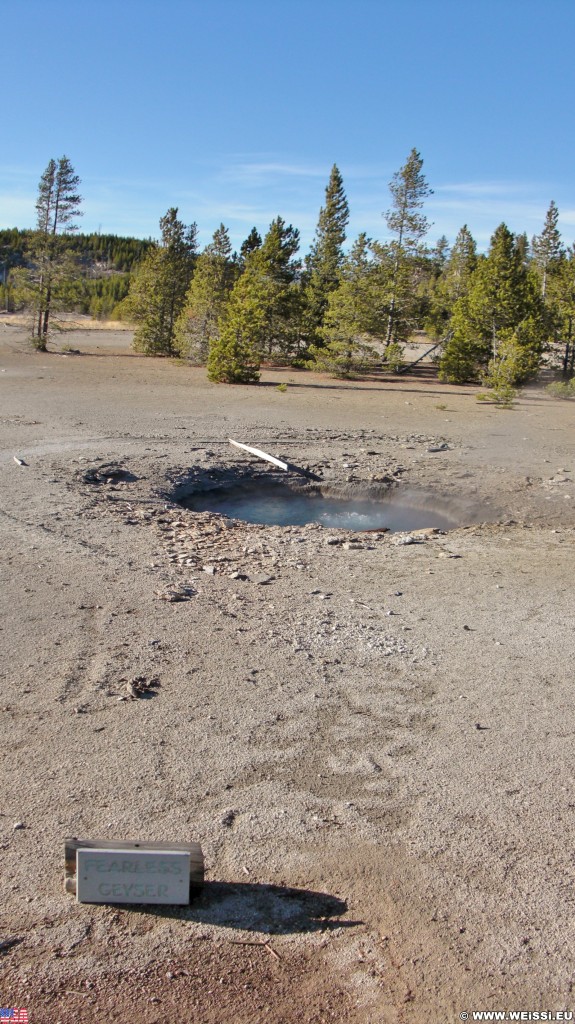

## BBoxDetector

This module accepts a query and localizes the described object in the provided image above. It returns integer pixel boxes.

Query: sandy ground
[0,322,574,1023]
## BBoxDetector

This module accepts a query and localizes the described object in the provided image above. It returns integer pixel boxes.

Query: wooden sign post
[65,838,204,905]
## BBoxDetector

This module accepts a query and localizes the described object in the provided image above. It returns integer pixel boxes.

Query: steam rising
[181,481,493,533]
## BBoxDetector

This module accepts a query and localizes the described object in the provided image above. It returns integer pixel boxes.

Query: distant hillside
[0,228,155,273]
[0,229,156,318]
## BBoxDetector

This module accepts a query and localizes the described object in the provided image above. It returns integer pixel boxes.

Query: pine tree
[304,164,349,344]
[514,232,530,268]
[30,156,83,350]
[237,227,262,269]
[207,217,300,381]
[383,149,433,346]
[445,226,478,304]
[532,201,563,298]
[554,247,575,372]
[431,235,450,274]
[425,225,477,339]
[467,224,537,354]
[439,223,546,383]
[307,234,384,377]
[257,216,301,358]
[206,270,266,383]
[129,208,197,356]
[174,224,234,363]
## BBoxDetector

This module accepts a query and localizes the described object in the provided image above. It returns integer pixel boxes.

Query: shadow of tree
[253,378,475,398]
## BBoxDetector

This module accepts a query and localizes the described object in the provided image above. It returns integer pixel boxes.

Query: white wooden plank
[229,438,288,471]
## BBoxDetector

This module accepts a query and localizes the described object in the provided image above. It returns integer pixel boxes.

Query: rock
[81,463,135,485]
[125,676,160,698]
[0,937,22,953]
[155,586,196,602]
[249,573,274,585]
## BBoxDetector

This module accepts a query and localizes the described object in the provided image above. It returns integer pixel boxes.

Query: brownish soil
[1,322,574,1023]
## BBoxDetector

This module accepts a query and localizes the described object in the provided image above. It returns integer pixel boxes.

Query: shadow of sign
[130,881,360,935]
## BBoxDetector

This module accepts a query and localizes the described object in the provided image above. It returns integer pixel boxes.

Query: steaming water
[181,483,463,532]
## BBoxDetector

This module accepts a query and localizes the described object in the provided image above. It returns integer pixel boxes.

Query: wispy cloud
[2,159,573,254]
[0,165,39,227]
[434,180,539,198]
[558,207,575,228]
[218,160,330,186]
[0,164,39,183]
[0,194,36,227]
[424,181,567,247]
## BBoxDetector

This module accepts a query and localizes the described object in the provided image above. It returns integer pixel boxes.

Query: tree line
[7,154,575,386]
[0,226,153,272]
[0,200,154,327]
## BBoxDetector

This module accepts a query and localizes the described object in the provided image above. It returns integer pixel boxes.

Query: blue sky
[2,0,574,254]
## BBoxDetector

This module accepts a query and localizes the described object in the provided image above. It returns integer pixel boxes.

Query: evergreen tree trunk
[385,221,404,346]
[383,150,432,347]
[30,156,82,350]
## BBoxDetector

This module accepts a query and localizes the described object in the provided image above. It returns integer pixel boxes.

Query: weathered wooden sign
[77,848,190,904]
[65,837,204,905]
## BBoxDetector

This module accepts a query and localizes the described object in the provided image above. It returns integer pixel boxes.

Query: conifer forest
[3,152,575,392]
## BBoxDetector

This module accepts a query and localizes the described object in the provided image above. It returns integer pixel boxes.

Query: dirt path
[1,324,574,1023]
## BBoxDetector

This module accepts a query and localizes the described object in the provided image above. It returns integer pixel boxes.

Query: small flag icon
[12,1012,28,1023]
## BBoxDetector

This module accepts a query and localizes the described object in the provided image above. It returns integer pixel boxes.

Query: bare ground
[0,322,574,1023]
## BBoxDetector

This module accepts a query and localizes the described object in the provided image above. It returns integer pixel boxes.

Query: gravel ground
[0,322,574,1023]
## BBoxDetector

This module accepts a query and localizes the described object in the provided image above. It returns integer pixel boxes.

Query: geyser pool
[180,481,468,532]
